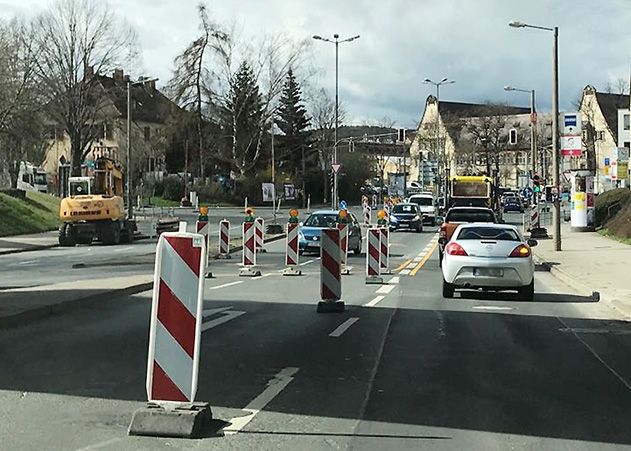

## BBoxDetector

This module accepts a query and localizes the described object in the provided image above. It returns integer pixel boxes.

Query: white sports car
[441,223,536,301]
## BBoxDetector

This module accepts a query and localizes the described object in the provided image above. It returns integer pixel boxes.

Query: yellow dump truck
[58,157,135,246]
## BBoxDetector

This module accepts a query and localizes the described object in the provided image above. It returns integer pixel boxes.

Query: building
[578,85,630,192]
[43,68,182,195]
[409,95,548,190]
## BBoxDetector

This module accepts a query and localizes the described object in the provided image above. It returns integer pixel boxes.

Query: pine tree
[276,69,311,200]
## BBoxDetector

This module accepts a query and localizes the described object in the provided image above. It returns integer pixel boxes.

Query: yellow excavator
[58,157,136,246]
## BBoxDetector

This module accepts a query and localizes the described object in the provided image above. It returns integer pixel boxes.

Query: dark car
[504,197,524,213]
[389,203,423,232]
[298,210,362,255]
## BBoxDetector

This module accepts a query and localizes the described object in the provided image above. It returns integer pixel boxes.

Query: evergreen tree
[276,69,311,201]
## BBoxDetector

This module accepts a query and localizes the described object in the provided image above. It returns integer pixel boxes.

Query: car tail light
[445,242,468,256]
[509,244,531,258]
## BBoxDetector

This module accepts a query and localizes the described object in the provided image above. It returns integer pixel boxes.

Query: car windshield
[410,197,433,206]
[393,204,416,213]
[304,213,337,228]
[457,226,520,241]
[446,210,495,222]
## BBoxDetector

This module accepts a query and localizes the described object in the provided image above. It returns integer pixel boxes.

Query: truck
[447,175,502,218]
[17,162,48,193]
[58,157,135,246]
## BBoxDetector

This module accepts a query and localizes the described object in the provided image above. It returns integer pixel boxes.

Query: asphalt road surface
[2,212,631,450]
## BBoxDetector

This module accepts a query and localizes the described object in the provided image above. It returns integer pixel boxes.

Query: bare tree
[466,105,510,176]
[168,3,227,179]
[605,77,630,95]
[31,0,137,176]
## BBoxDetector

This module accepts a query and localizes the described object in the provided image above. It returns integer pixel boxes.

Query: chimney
[147,80,156,90]
[113,69,124,82]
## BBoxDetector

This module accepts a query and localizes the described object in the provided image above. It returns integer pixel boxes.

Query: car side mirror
[435,217,444,226]
[527,239,538,247]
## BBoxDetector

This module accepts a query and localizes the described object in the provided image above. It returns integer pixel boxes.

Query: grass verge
[0,191,60,237]
[597,228,631,245]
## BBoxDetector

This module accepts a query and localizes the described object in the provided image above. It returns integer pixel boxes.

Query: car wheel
[518,279,534,301]
[442,279,454,298]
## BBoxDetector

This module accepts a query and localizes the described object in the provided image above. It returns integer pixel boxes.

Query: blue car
[503,198,524,213]
[299,210,363,255]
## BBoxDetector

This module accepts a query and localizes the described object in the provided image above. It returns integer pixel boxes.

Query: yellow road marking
[409,241,438,276]
[395,258,413,272]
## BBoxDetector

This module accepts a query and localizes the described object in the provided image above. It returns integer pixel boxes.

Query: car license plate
[307,242,320,248]
[474,268,503,277]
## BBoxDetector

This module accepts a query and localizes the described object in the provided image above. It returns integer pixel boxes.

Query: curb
[534,253,631,320]
[0,281,153,330]
[0,244,59,256]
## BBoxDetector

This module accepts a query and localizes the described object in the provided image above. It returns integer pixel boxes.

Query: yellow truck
[58,157,135,246]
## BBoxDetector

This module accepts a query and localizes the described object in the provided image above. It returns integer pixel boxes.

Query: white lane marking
[224,367,299,435]
[299,259,314,266]
[18,260,37,265]
[472,305,514,311]
[252,273,272,280]
[412,257,423,263]
[202,307,233,317]
[113,246,133,253]
[557,316,631,392]
[399,269,411,276]
[329,317,360,337]
[388,276,400,284]
[376,284,395,294]
[75,437,123,451]
[363,295,385,307]
[210,281,244,290]
[201,310,246,332]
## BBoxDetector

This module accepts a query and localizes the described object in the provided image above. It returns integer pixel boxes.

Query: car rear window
[457,227,520,241]
[393,204,416,213]
[446,210,495,222]
[409,197,433,206]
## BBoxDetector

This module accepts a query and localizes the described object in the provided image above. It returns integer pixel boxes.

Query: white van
[407,193,437,225]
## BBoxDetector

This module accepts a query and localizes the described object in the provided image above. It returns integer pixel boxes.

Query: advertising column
[570,169,594,232]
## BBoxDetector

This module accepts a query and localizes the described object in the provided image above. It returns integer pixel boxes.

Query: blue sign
[564,114,577,127]
[605,157,610,166]
[522,187,533,198]
[339,200,347,210]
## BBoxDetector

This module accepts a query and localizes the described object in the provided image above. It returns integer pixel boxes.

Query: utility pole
[552,26,561,251]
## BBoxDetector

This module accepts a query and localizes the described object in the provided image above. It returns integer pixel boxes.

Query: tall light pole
[509,20,560,251]
[313,33,360,209]
[127,76,158,219]
[423,77,455,206]
[504,86,537,184]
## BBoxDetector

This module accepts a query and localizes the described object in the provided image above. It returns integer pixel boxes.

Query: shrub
[594,188,631,227]
[162,176,185,201]
[605,201,631,239]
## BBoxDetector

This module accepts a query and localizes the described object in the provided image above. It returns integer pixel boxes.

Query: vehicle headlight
[414,215,421,221]
[390,216,398,222]
[299,231,305,241]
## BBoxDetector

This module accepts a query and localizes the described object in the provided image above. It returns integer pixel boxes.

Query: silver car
[441,223,536,300]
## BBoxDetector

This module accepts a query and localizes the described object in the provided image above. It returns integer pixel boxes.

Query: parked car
[503,197,524,213]
[441,223,537,301]
[389,203,423,232]
[407,193,437,225]
[438,207,498,265]
[298,210,362,255]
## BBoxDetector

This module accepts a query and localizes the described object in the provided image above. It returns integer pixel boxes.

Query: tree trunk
[71,137,83,176]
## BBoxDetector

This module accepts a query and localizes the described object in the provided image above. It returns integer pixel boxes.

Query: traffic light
[509,129,517,145]
[397,128,405,143]
[533,174,541,193]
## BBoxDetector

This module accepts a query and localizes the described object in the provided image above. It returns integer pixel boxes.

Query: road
[1,213,631,450]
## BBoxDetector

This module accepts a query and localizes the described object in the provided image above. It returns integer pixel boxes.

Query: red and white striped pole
[240,220,260,276]
[317,228,344,313]
[337,222,351,275]
[363,205,372,227]
[283,222,302,276]
[218,219,231,259]
[255,217,265,253]
[379,226,391,274]
[366,228,384,284]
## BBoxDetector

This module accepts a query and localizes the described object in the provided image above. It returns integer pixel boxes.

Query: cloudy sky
[3,0,631,128]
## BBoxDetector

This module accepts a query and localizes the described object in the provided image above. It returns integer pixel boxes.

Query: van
[407,193,437,225]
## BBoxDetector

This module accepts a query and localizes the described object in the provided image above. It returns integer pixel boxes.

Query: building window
[625,114,630,131]
[144,126,151,142]
[596,130,606,141]
[625,142,630,149]
[517,152,526,164]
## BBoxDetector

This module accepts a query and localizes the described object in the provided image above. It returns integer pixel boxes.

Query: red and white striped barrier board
[196,220,210,263]
[242,222,256,267]
[530,206,539,229]
[336,223,349,266]
[320,228,341,301]
[146,232,206,403]
[218,219,230,256]
[363,206,372,226]
[255,217,264,252]
[285,223,300,266]
[379,227,390,274]
[366,228,381,277]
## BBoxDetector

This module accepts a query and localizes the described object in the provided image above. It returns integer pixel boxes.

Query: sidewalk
[0,231,59,255]
[534,223,631,319]
[0,275,153,329]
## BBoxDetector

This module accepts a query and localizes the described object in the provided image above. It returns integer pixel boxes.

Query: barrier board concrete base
[317,300,345,313]
[128,402,212,438]
[217,254,232,259]
[239,267,261,277]
[341,265,352,275]
[204,271,214,279]
[365,276,384,285]
[282,267,302,276]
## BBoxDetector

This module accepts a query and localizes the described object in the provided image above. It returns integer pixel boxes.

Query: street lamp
[423,77,455,208]
[127,76,159,219]
[504,85,537,185]
[313,33,360,209]
[509,20,560,251]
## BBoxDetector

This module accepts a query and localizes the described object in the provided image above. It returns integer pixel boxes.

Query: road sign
[332,164,342,174]
[339,200,347,210]
[522,187,533,199]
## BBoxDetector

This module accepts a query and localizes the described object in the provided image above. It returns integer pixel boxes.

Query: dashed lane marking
[209,281,244,290]
[329,317,360,337]
[409,241,438,276]
[388,276,400,284]
[299,259,314,266]
[376,284,395,294]
[363,295,385,307]
[399,269,411,276]
[394,259,412,271]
